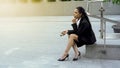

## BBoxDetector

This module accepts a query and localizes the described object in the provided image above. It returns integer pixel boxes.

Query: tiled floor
[0,15,120,68]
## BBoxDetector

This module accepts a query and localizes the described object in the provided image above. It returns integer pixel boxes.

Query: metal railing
[89,15,120,24]
[86,0,120,53]
[88,14,120,53]
[88,15,120,39]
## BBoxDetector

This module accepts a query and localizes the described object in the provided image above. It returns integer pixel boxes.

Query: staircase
[85,33,120,60]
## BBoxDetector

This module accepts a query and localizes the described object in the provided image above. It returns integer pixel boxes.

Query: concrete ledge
[106,33,120,40]
[85,36,120,60]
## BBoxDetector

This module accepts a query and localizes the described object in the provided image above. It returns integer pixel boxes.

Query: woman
[58,6,96,61]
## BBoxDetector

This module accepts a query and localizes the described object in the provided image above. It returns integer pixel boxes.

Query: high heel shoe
[58,54,69,61]
[73,51,81,61]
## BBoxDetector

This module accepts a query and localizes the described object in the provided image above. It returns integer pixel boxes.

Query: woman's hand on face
[72,18,77,24]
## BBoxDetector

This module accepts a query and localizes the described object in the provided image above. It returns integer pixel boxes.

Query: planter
[112,24,120,33]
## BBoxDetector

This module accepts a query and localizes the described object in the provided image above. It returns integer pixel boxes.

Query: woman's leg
[72,45,80,58]
[60,34,78,59]
[68,35,80,58]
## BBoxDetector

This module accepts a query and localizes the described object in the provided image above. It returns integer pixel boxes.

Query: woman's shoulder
[81,18,89,23]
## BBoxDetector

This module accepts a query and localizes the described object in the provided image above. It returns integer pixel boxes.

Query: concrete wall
[0,0,120,17]
[88,2,120,15]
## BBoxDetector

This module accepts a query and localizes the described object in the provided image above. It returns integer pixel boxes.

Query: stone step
[85,33,120,60]
[85,44,120,60]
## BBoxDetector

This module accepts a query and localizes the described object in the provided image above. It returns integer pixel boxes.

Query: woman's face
[73,9,82,19]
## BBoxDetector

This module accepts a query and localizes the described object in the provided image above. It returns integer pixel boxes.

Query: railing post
[99,2,105,39]
[103,20,106,52]
[86,0,89,12]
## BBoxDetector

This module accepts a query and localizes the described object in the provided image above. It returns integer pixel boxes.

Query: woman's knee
[69,34,78,39]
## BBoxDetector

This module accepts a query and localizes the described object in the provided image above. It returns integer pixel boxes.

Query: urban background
[0,0,120,16]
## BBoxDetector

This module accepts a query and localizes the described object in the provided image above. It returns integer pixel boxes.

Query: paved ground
[0,15,120,68]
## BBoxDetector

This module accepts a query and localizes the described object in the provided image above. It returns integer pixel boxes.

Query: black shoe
[73,51,81,61]
[58,54,69,61]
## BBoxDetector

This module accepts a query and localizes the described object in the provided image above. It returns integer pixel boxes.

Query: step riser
[85,45,120,60]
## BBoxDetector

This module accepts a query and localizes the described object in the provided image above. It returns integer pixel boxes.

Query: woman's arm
[72,21,89,36]
[67,30,75,35]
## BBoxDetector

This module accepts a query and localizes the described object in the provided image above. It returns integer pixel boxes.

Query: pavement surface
[0,15,120,68]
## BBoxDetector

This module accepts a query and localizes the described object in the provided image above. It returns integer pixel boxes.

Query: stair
[85,33,120,60]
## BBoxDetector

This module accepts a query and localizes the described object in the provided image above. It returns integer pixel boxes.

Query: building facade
[0,0,120,16]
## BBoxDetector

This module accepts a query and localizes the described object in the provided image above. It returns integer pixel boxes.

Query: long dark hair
[76,6,90,24]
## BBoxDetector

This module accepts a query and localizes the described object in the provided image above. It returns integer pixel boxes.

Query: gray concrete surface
[0,15,120,68]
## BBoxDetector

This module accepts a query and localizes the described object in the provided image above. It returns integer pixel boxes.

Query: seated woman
[58,6,96,61]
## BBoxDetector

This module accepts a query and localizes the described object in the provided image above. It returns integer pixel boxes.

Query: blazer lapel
[78,18,83,28]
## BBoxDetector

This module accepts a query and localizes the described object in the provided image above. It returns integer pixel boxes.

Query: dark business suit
[67,17,96,47]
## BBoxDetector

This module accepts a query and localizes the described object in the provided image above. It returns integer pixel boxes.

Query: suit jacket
[68,18,96,45]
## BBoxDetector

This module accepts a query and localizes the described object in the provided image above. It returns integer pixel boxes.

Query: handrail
[88,14,120,54]
[86,0,120,54]
[88,15,120,24]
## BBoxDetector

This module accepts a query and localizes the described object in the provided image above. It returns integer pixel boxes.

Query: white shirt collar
[77,18,81,27]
